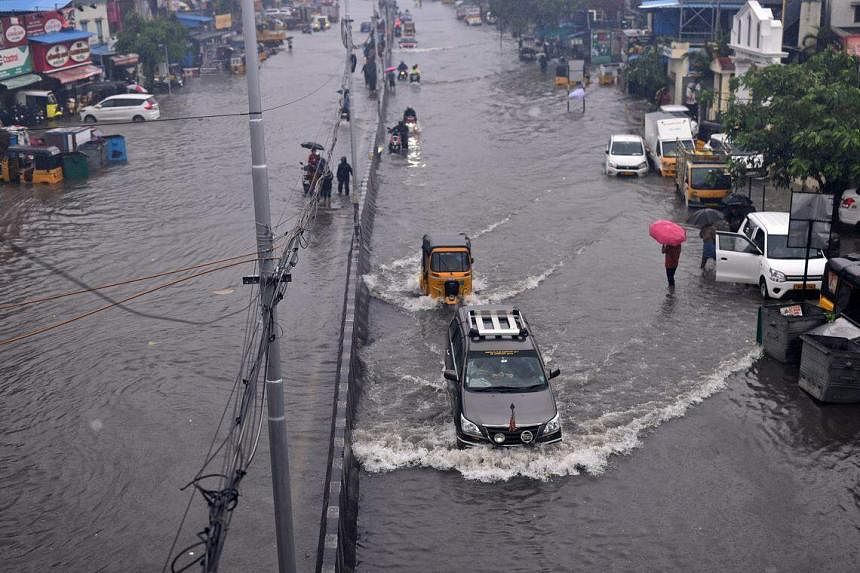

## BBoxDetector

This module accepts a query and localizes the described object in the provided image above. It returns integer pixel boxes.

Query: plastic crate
[761,302,828,363]
[798,334,860,403]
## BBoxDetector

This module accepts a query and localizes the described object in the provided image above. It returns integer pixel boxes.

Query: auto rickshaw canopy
[422,233,471,254]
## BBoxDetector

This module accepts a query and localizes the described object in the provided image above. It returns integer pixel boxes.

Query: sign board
[69,40,90,63]
[788,192,833,251]
[23,11,70,37]
[569,59,585,83]
[215,14,232,30]
[1,18,28,48]
[31,39,92,73]
[0,45,33,79]
[591,29,611,65]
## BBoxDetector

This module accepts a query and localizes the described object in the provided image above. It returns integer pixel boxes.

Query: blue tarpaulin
[0,0,72,12]
[176,14,212,29]
[28,30,93,44]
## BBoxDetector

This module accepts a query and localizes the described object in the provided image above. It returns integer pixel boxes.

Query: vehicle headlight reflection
[769,269,787,283]
[544,412,561,434]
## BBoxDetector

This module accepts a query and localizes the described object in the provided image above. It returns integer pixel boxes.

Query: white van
[715,212,827,299]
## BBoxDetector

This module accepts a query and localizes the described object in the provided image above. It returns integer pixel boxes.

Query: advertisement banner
[31,40,91,72]
[0,45,34,80]
[215,14,232,30]
[24,10,70,37]
[0,17,28,48]
[590,30,611,65]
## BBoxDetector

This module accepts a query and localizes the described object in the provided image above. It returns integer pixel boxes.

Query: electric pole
[237,0,296,572]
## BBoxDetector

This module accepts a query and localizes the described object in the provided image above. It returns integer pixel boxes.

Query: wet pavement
[0,3,376,570]
[354,2,860,571]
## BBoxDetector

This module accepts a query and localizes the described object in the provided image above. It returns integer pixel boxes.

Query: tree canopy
[116,13,189,86]
[624,47,666,100]
[724,50,860,197]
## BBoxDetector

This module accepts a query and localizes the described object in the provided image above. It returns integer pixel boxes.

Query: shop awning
[28,30,93,44]
[45,64,102,84]
[0,73,42,90]
[111,54,139,66]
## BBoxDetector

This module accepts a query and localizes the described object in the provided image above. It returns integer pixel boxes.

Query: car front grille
[785,275,822,282]
[484,425,541,445]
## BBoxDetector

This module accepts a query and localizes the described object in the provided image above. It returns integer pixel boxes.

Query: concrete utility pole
[342,1,360,226]
[238,0,296,572]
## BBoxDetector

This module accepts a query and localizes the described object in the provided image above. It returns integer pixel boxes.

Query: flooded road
[355,2,860,570]
[0,3,376,570]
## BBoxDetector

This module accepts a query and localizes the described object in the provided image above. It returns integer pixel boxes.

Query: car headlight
[460,414,482,438]
[544,412,561,434]
[638,162,648,169]
[607,161,616,168]
[769,269,786,283]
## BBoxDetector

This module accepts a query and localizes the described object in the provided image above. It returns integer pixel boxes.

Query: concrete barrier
[317,7,392,572]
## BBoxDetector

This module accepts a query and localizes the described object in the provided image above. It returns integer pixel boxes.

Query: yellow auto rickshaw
[16,90,62,119]
[230,54,245,74]
[1,145,64,184]
[419,234,473,304]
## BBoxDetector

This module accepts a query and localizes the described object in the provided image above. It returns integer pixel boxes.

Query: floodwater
[355,2,860,571]
[0,2,376,570]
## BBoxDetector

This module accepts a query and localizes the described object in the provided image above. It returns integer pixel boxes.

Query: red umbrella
[384,66,397,73]
[649,220,687,246]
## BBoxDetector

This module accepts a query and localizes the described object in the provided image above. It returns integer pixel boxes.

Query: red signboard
[0,17,28,49]
[24,10,71,38]
[31,39,91,73]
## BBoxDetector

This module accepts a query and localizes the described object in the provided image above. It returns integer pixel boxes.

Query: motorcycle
[388,130,404,154]
[397,69,408,81]
[409,72,420,84]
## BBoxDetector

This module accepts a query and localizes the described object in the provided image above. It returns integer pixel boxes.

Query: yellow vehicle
[419,234,474,304]
[1,145,64,184]
[16,90,62,119]
[674,148,732,208]
[230,54,245,74]
[819,256,860,321]
[258,27,286,46]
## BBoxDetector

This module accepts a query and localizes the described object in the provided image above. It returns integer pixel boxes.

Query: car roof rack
[468,308,528,339]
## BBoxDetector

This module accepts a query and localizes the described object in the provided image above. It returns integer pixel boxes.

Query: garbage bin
[61,152,89,180]
[760,302,829,363]
[798,334,860,403]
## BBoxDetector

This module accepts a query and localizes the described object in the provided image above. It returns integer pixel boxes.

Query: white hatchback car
[715,212,827,299]
[79,94,160,123]
[604,134,648,177]
[839,189,860,227]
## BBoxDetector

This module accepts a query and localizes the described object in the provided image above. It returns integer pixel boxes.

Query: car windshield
[431,251,469,272]
[464,350,547,392]
[691,167,732,189]
[661,140,693,158]
[766,234,824,259]
[611,141,643,156]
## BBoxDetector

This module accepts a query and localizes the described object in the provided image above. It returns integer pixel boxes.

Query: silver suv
[444,305,562,448]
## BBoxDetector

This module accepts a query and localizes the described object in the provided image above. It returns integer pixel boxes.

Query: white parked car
[79,94,160,123]
[604,134,648,177]
[715,212,827,299]
[705,133,764,173]
[839,189,860,227]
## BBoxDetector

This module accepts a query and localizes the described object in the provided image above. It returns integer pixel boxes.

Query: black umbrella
[300,141,324,150]
[687,208,724,227]
[721,192,754,208]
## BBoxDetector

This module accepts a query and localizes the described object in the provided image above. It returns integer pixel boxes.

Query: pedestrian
[336,156,352,195]
[320,169,333,208]
[387,69,396,90]
[350,53,357,73]
[662,243,682,288]
[699,223,716,269]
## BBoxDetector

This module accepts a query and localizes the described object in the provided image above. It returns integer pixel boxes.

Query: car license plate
[793,283,817,289]
[619,171,636,176]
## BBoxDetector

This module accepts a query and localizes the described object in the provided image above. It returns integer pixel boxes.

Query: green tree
[624,47,666,101]
[116,13,190,87]
[724,49,860,215]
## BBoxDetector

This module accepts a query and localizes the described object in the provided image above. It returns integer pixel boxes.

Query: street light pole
[164,43,171,95]
[238,0,296,571]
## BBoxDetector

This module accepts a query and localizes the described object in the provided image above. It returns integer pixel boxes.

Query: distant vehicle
[644,112,694,177]
[419,233,473,304]
[604,134,648,177]
[838,189,859,227]
[715,211,827,299]
[445,306,562,448]
[360,21,372,33]
[818,255,860,322]
[659,104,698,136]
[403,21,416,37]
[674,148,732,208]
[465,14,482,26]
[80,94,160,123]
[705,133,764,174]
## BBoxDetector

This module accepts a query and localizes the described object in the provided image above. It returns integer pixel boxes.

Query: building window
[737,19,742,44]
[95,18,104,43]
[747,15,752,45]
[80,19,89,32]
[756,22,761,48]
[854,5,860,23]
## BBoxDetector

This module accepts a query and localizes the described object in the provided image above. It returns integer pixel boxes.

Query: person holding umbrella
[687,208,724,270]
[649,220,687,289]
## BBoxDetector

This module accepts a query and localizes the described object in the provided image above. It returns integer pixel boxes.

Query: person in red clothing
[662,243,682,288]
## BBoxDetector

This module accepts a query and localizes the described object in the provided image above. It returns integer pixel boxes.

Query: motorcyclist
[397,61,408,73]
[403,107,417,122]
[409,64,421,83]
[390,120,409,151]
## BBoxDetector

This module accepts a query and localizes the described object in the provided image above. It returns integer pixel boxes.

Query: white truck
[644,112,695,177]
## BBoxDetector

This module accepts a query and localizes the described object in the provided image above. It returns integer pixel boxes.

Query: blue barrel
[103,135,127,163]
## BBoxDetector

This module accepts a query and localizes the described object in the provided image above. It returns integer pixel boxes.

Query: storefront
[0,16,41,117]
[29,29,103,113]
